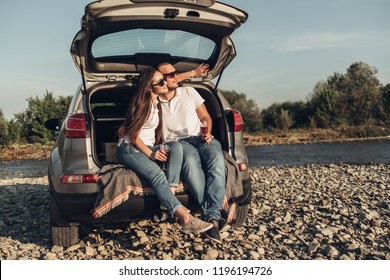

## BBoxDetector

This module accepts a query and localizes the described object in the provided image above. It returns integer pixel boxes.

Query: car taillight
[232,109,244,132]
[64,113,87,138]
[238,163,248,171]
[61,174,99,184]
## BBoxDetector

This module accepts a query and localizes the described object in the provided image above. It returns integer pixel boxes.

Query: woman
[116,68,212,234]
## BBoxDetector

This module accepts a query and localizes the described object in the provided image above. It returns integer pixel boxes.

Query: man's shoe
[218,217,229,232]
[204,220,222,244]
[182,218,213,234]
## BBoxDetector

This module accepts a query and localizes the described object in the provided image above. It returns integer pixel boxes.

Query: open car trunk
[71,0,248,82]
[89,82,229,165]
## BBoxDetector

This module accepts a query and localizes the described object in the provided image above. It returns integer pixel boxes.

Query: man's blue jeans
[117,141,183,217]
[180,136,225,221]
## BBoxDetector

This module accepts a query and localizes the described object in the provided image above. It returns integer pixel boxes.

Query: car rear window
[92,29,216,60]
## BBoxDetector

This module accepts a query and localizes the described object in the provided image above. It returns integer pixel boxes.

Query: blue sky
[0,0,389,120]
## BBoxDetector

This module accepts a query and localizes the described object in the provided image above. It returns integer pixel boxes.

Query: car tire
[223,202,249,227]
[51,225,79,247]
[49,176,80,246]
[233,203,249,226]
[234,204,249,226]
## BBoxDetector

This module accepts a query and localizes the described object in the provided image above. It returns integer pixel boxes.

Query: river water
[246,138,390,167]
[0,139,389,179]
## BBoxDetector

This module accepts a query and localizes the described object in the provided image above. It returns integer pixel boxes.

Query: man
[156,62,226,244]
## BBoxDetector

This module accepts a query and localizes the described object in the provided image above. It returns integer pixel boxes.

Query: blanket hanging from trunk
[91,152,243,218]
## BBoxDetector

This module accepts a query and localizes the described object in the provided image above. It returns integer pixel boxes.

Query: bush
[0,109,8,146]
[13,91,72,143]
[275,109,293,131]
[221,90,263,132]
[339,125,390,138]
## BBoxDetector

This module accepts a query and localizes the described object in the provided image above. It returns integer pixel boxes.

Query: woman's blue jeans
[117,141,183,216]
[180,136,225,221]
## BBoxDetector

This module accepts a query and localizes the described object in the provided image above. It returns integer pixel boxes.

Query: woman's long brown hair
[117,67,162,145]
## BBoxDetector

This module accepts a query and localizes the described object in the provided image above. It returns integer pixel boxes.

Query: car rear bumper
[50,188,196,225]
[48,154,252,225]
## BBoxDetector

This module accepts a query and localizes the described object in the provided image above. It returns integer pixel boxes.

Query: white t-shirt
[118,102,159,147]
[138,103,159,146]
[159,86,204,142]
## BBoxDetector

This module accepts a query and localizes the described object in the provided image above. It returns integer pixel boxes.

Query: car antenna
[76,41,88,95]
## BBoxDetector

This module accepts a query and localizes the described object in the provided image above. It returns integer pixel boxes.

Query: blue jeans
[117,141,183,216]
[180,136,225,221]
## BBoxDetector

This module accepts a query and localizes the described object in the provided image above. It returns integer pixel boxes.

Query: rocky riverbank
[0,164,389,260]
[1,134,389,161]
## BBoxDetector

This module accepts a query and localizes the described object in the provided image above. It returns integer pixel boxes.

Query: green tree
[221,90,262,132]
[261,103,280,129]
[380,83,390,124]
[14,91,72,143]
[277,101,309,128]
[308,78,346,126]
[7,120,21,144]
[307,62,383,126]
[342,62,382,125]
[288,101,308,128]
[275,109,293,131]
[0,109,9,145]
[261,101,310,129]
[315,90,337,128]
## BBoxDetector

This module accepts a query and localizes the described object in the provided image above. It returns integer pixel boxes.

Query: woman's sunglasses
[152,79,165,87]
[163,70,178,80]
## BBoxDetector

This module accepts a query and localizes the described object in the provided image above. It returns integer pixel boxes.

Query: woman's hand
[202,132,214,143]
[150,149,167,162]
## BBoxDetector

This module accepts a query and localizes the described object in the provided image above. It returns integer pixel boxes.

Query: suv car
[45,0,251,246]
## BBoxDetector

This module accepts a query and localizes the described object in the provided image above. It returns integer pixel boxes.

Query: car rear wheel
[234,203,249,226]
[224,202,249,227]
[51,225,79,247]
[48,170,80,246]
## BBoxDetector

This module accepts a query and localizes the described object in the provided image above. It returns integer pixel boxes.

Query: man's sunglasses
[163,70,178,80]
[152,79,165,87]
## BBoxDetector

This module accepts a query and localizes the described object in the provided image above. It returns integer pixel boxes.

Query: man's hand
[194,63,210,77]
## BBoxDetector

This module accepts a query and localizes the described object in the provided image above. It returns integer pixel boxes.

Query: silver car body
[47,0,251,246]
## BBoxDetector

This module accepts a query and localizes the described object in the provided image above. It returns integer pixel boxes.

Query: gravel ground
[0,164,389,260]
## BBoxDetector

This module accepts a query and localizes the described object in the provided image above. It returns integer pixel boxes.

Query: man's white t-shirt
[159,86,204,142]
